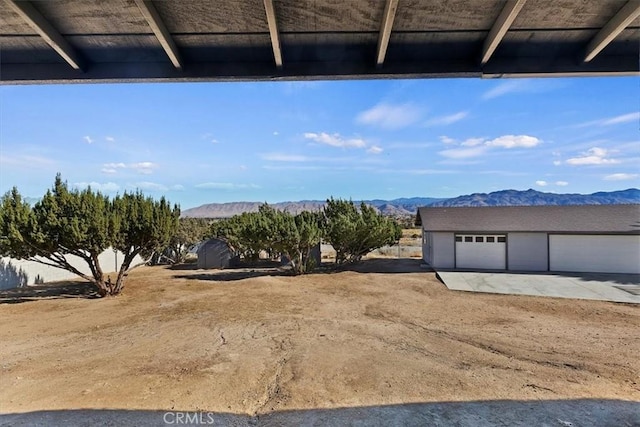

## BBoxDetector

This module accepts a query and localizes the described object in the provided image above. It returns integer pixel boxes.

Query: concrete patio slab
[436,270,640,304]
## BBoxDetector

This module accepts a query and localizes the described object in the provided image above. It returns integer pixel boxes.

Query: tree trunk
[93,278,109,297]
[113,249,140,295]
[89,252,110,296]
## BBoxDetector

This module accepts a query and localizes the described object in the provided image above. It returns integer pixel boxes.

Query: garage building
[416,205,640,274]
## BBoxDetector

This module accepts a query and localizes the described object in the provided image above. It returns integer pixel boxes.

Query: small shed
[281,243,322,268]
[197,238,233,269]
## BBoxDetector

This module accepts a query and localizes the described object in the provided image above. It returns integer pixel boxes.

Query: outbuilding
[196,238,234,269]
[416,205,640,274]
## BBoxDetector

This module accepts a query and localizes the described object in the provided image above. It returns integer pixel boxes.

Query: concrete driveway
[436,270,640,304]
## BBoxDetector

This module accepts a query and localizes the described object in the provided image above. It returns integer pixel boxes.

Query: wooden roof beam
[135,0,183,70]
[5,0,85,71]
[481,0,527,65]
[263,0,283,69]
[376,0,399,67]
[584,0,640,62]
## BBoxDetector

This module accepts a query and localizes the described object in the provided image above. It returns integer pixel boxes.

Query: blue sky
[1,77,638,209]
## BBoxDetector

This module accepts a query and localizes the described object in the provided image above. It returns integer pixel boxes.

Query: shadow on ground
[559,272,640,286]
[1,399,638,426]
[343,258,426,274]
[172,258,426,282]
[174,269,288,282]
[0,281,99,304]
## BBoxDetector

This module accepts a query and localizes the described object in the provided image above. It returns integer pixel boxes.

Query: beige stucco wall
[0,249,146,290]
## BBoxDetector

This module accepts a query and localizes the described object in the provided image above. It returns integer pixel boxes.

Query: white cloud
[303,132,366,148]
[356,103,422,129]
[439,136,456,144]
[566,147,619,165]
[131,181,168,191]
[536,180,568,187]
[73,181,119,193]
[0,154,56,168]
[102,161,157,174]
[273,131,279,136]
[105,136,115,142]
[83,136,94,144]
[211,139,219,144]
[485,135,541,148]
[553,160,562,166]
[576,112,640,128]
[129,162,158,174]
[425,111,468,126]
[103,162,126,169]
[482,79,564,100]
[461,137,485,147]
[439,146,488,159]
[367,145,383,154]
[438,134,541,159]
[600,112,640,126]
[482,80,529,99]
[195,182,260,190]
[604,173,639,181]
[171,184,185,191]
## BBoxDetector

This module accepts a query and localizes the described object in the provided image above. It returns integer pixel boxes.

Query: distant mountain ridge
[181,189,639,218]
[181,197,445,218]
[431,188,640,207]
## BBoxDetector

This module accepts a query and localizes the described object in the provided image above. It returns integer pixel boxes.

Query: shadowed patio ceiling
[1,0,639,84]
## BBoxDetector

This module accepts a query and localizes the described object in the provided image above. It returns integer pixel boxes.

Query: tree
[211,211,270,262]
[0,174,180,297]
[323,198,402,264]
[209,204,323,274]
[153,218,210,264]
[110,191,180,294]
[260,205,323,274]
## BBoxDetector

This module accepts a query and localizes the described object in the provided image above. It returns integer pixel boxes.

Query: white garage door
[455,235,506,270]
[550,235,640,274]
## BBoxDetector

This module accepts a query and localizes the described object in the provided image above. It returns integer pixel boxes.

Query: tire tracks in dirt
[363,304,601,376]
[252,332,296,415]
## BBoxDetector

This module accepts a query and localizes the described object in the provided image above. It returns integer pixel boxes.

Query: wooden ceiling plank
[584,0,640,62]
[376,0,399,67]
[263,0,283,68]
[135,0,183,70]
[5,0,85,71]
[481,0,527,65]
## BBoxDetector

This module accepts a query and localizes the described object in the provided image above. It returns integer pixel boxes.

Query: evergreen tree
[323,198,402,264]
[157,218,210,264]
[0,174,179,296]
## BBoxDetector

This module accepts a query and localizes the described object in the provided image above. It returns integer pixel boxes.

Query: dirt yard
[1,259,638,420]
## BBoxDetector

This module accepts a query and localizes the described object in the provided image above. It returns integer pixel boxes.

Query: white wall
[0,249,146,290]
[422,231,432,264]
[431,232,455,269]
[550,235,640,274]
[508,232,548,271]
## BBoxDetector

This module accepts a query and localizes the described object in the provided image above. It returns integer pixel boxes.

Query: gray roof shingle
[417,205,640,234]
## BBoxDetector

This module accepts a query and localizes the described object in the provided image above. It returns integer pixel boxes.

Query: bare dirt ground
[1,258,639,424]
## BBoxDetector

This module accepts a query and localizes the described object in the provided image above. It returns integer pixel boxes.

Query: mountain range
[181,188,640,218]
